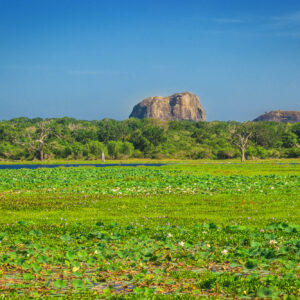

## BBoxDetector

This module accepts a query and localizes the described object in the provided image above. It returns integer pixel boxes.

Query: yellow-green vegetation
[0,117,300,161]
[0,162,299,298]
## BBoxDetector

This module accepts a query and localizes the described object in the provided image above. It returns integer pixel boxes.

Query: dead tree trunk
[230,125,252,163]
[235,133,251,162]
[241,148,245,162]
[39,145,44,161]
[13,120,56,161]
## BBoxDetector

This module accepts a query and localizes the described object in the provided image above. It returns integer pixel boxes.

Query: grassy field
[0,161,299,298]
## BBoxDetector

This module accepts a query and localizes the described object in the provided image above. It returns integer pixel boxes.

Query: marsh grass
[0,162,299,298]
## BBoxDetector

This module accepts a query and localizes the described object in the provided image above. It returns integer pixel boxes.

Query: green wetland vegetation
[0,162,299,298]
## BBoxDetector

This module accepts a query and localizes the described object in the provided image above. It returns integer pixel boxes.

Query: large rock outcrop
[253,110,300,123]
[129,92,206,121]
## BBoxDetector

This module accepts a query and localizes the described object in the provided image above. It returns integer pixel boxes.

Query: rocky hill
[129,92,206,121]
[253,110,300,123]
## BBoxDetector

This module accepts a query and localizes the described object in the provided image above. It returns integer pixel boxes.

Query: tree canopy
[0,118,299,160]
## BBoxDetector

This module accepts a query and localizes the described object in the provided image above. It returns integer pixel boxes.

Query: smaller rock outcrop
[129,92,206,121]
[253,110,300,123]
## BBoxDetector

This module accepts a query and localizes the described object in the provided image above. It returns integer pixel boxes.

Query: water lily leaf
[29,230,43,237]
[72,279,84,289]
[54,280,67,288]
[23,273,34,280]
[0,232,7,241]
[66,251,76,260]
[31,262,42,273]
[60,234,72,242]
[257,287,278,299]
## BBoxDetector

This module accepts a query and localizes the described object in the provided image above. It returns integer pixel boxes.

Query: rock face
[129,92,206,121]
[253,110,300,123]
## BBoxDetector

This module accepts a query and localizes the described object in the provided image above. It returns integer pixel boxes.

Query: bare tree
[230,123,253,162]
[14,120,59,160]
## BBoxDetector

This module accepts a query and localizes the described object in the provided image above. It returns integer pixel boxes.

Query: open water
[0,163,167,170]
[0,162,298,170]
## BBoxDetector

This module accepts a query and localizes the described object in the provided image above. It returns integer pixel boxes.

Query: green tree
[87,141,107,158]
[107,141,123,159]
[121,142,134,157]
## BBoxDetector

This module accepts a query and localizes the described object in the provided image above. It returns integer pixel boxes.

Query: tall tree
[14,120,59,160]
[230,123,253,162]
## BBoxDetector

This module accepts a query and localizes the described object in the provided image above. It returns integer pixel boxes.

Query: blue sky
[0,0,300,121]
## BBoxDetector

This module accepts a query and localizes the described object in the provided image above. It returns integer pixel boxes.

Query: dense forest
[0,117,299,161]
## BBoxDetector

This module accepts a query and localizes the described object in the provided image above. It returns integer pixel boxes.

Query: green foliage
[246,146,271,159]
[216,147,238,159]
[86,141,107,158]
[0,163,299,297]
[0,117,299,160]
[285,146,300,158]
[107,141,121,159]
[291,122,300,142]
[0,166,299,199]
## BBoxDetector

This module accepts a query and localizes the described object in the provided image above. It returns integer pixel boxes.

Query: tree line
[0,117,299,161]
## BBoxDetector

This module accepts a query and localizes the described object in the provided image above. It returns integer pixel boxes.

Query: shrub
[246,146,270,159]
[120,142,134,157]
[132,149,144,158]
[216,148,237,159]
[285,147,300,158]
[107,141,123,159]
